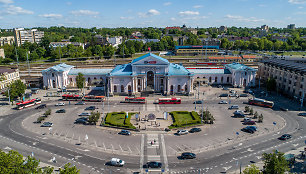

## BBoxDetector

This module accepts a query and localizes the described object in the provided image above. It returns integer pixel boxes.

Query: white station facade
[42,53,256,95]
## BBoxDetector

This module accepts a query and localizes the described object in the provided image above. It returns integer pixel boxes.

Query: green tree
[245,106,250,112]
[262,150,289,174]
[250,108,254,115]
[258,114,263,123]
[88,112,100,125]
[266,77,276,92]
[5,80,26,102]
[243,164,261,174]
[76,73,85,90]
[59,163,80,174]
[254,111,258,119]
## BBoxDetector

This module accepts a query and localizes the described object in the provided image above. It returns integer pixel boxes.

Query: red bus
[83,95,105,102]
[62,94,82,101]
[158,98,181,104]
[124,97,146,104]
[248,98,274,108]
[16,98,41,110]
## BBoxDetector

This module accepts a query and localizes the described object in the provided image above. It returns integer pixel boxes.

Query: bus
[248,98,274,108]
[124,97,146,104]
[16,98,41,110]
[83,95,105,102]
[62,94,82,101]
[158,98,181,104]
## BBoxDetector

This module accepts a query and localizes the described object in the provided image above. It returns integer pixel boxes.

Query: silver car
[177,130,189,135]
[78,112,90,116]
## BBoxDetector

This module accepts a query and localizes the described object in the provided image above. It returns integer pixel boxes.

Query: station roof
[68,68,112,76]
[109,63,133,76]
[188,68,231,74]
[131,53,169,64]
[225,62,256,72]
[42,63,74,73]
[168,63,191,76]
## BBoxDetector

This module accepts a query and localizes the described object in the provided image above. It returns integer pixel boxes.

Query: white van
[110,158,125,166]
[228,105,239,109]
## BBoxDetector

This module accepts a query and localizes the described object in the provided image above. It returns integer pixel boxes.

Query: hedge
[169,111,202,128]
[104,112,136,129]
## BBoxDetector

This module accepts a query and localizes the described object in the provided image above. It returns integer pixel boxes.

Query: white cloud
[225,14,264,22]
[1,5,34,15]
[178,11,199,16]
[39,13,63,19]
[70,10,99,16]
[0,0,13,4]
[288,0,306,4]
[138,9,160,17]
[295,11,306,14]
[193,5,203,8]
[298,6,304,8]
[66,2,72,5]
[163,2,172,6]
[170,17,176,21]
[120,16,134,20]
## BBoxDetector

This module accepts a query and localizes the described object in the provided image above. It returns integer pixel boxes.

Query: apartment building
[0,48,4,58]
[49,42,85,49]
[258,59,306,103]
[0,36,14,46]
[14,28,44,46]
[0,68,20,90]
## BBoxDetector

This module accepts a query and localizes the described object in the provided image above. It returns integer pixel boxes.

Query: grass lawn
[169,111,202,129]
[103,112,136,129]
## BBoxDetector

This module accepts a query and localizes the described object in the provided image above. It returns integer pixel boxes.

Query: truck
[110,158,125,167]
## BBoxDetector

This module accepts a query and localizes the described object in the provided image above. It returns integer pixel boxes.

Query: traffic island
[101,111,137,130]
[168,111,204,129]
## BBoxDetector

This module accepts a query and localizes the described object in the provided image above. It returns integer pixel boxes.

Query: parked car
[246,126,257,131]
[56,109,66,113]
[41,122,53,127]
[181,152,196,159]
[243,120,256,125]
[218,100,228,104]
[177,130,189,135]
[280,107,288,111]
[241,127,255,133]
[222,87,229,90]
[75,101,85,105]
[189,128,201,133]
[298,112,306,116]
[85,106,96,110]
[219,94,228,97]
[146,161,162,168]
[118,130,131,136]
[239,94,248,97]
[217,85,222,88]
[228,105,239,109]
[230,90,235,93]
[244,117,251,122]
[55,102,65,106]
[35,104,47,109]
[229,93,238,97]
[74,119,87,124]
[279,134,291,140]
[78,112,90,116]
[193,100,203,104]
[110,158,125,167]
[78,117,88,121]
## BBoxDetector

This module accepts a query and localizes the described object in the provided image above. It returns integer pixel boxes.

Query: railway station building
[42,53,256,96]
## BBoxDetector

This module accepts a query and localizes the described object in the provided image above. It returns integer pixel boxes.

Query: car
[177,130,189,135]
[241,127,255,134]
[280,107,288,111]
[248,90,254,94]
[217,85,222,88]
[279,134,291,140]
[78,112,90,116]
[56,109,66,113]
[78,117,88,121]
[193,100,203,104]
[118,130,131,136]
[110,158,125,167]
[239,94,248,97]
[55,102,65,106]
[181,152,196,159]
[189,128,201,133]
[234,112,245,118]
[246,126,257,131]
[74,119,87,124]
[230,90,235,93]
[75,101,85,105]
[298,112,306,116]
[41,122,53,127]
[228,105,239,109]
[243,120,256,125]
[85,106,96,110]
[229,93,238,97]
[35,104,47,109]
[146,161,162,168]
[218,100,228,104]
[222,87,229,90]
[219,94,228,97]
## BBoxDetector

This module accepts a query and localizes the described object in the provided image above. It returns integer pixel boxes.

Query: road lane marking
[161,134,169,172]
[140,134,144,172]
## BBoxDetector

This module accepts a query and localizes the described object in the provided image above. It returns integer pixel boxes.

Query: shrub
[104,112,136,129]
[169,111,202,128]
[37,116,45,123]
[44,109,51,116]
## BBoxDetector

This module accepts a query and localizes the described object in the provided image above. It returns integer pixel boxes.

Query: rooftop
[262,59,306,73]
[188,68,231,74]
[168,63,191,76]
[225,62,256,72]
[68,68,112,76]
[42,63,74,73]
[131,53,169,64]
[109,64,132,76]
[0,68,16,74]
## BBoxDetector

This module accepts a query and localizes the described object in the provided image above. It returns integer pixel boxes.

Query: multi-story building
[287,24,296,30]
[0,68,20,89]
[49,42,85,49]
[126,39,160,44]
[13,28,44,46]
[261,25,269,32]
[175,45,219,56]
[219,26,227,33]
[258,59,306,104]
[93,35,122,48]
[0,36,14,46]
[0,48,5,58]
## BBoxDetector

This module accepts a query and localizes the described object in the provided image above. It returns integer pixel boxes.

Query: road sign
[236,132,239,135]
[273,122,276,125]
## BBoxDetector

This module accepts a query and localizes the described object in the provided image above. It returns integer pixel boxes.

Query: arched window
[209,77,211,83]
[114,85,117,92]
[128,85,131,92]
[185,85,188,92]
[215,77,218,83]
[221,77,224,83]
[227,77,230,83]
[88,77,91,84]
[121,85,124,92]
[52,73,54,77]
[177,85,181,92]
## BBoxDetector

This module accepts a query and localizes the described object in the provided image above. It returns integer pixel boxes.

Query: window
[215,77,218,83]
[185,85,188,92]
[94,77,97,80]
[227,77,229,83]
[138,87,141,92]
[221,77,224,83]
[209,77,211,83]
[245,72,247,76]
[70,78,72,82]
[160,79,163,85]
[52,73,54,77]
[177,85,181,92]
[114,86,117,92]
[138,79,141,86]
[121,85,124,92]
[289,80,291,85]
[301,85,303,89]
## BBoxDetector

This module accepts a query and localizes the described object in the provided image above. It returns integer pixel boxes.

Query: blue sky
[0,0,306,28]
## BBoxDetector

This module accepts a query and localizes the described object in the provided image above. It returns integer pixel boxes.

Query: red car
[243,121,256,125]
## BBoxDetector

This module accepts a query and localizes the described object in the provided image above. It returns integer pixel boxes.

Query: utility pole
[201,99,204,124]
[26,52,30,76]
[59,46,61,62]
[194,88,197,112]
[8,88,10,105]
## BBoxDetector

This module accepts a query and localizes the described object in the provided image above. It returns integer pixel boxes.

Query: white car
[55,102,65,106]
[110,158,125,167]
[78,112,90,116]
[177,130,189,135]
[218,100,228,104]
